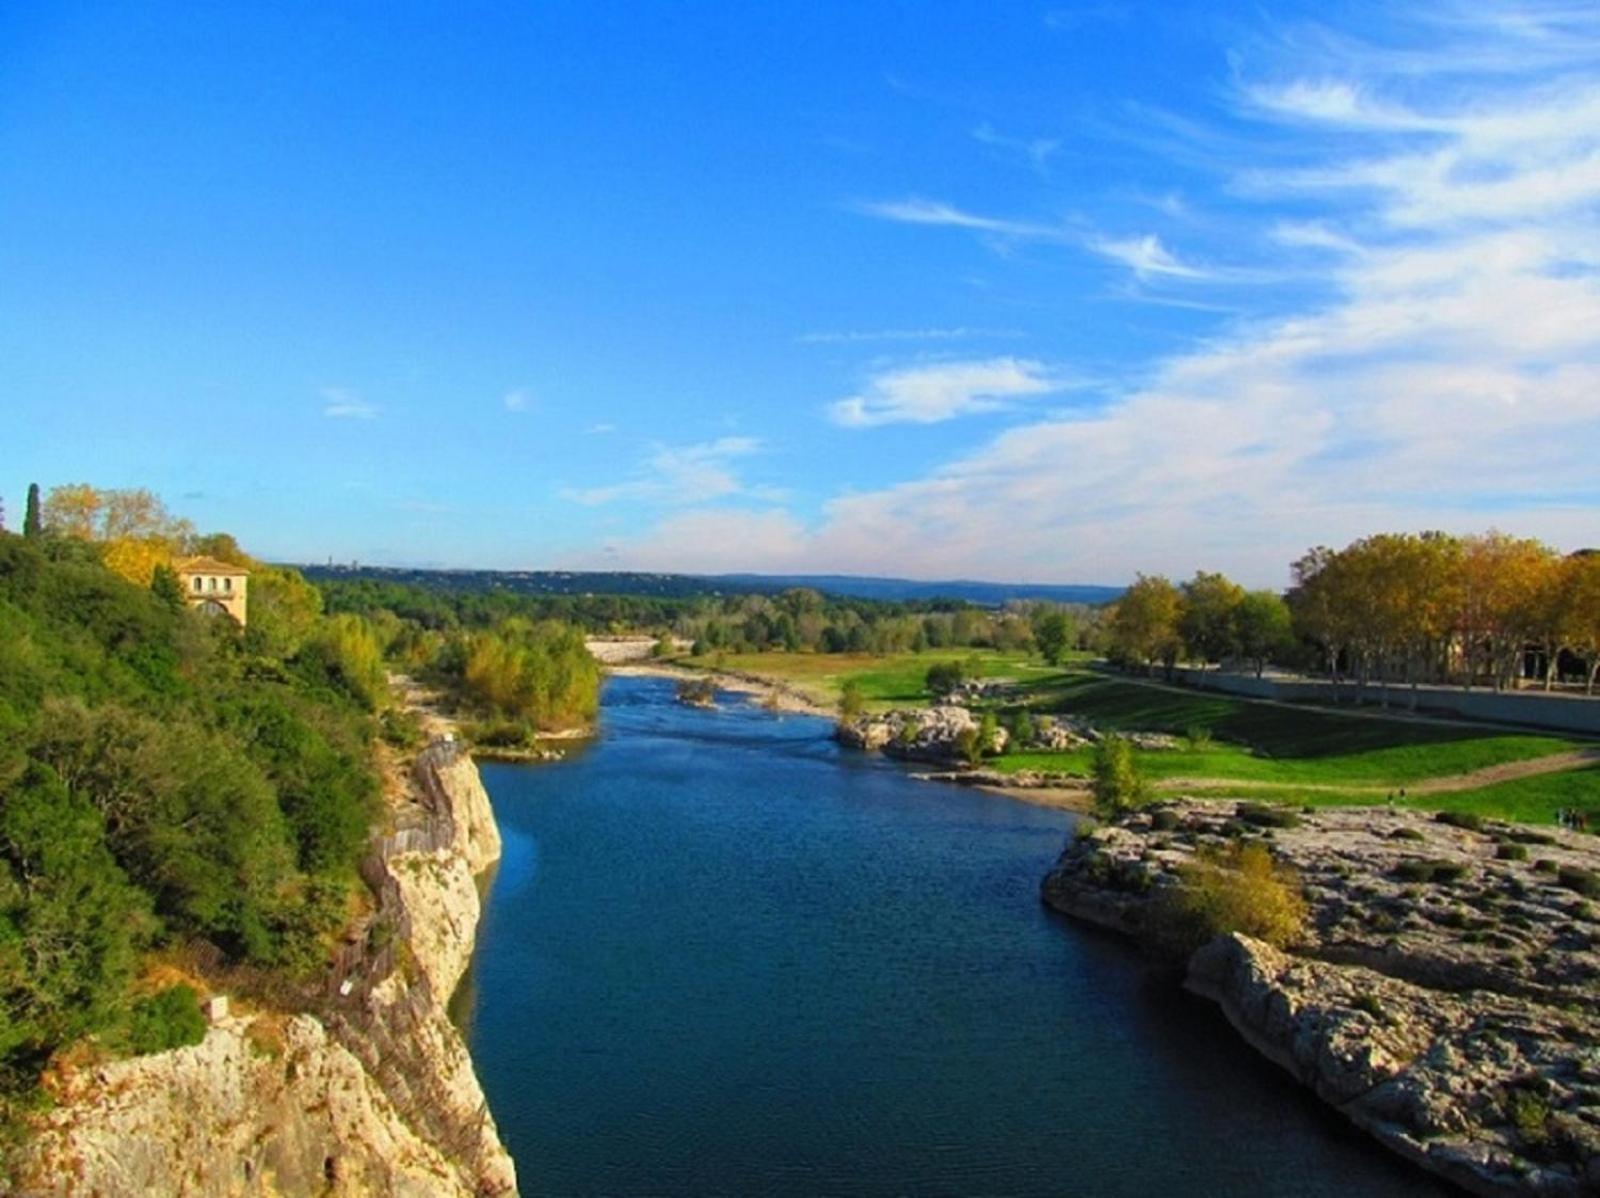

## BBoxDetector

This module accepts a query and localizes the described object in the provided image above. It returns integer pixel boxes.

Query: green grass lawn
[678,651,1598,825]
[996,733,1578,786]
[683,647,1082,709]
[1426,766,1600,826]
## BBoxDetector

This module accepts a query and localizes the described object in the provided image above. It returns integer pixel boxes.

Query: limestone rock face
[1043,801,1600,1197]
[19,741,517,1198]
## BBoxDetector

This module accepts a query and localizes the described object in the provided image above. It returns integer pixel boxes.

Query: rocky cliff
[1043,802,1600,1196]
[17,740,517,1197]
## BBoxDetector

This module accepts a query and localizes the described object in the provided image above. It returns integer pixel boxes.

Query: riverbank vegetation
[0,527,385,1149]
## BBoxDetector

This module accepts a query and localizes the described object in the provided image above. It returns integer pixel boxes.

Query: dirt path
[1155,747,1600,798]
[1407,747,1600,793]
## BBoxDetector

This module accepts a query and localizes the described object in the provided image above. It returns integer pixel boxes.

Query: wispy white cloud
[321,388,378,420]
[503,388,532,412]
[1087,233,1210,280]
[602,4,1600,583]
[564,436,762,506]
[855,198,1070,241]
[584,422,616,435]
[828,358,1062,427]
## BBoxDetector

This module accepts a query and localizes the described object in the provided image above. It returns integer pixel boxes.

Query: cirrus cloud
[827,357,1063,427]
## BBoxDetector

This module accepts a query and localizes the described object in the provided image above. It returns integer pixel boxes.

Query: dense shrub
[1557,866,1600,898]
[1237,802,1301,829]
[925,660,967,696]
[455,618,600,730]
[123,985,206,1055]
[1435,811,1485,833]
[1395,859,1470,884]
[1151,842,1307,954]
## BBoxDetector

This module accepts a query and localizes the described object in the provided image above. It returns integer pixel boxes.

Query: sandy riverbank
[607,661,836,718]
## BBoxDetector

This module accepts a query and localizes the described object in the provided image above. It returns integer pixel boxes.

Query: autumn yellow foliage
[1154,840,1308,953]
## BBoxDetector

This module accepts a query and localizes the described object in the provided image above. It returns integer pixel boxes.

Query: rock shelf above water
[1043,801,1600,1197]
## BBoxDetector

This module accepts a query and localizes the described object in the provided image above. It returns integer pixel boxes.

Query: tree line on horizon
[1106,531,1600,696]
[317,570,1107,662]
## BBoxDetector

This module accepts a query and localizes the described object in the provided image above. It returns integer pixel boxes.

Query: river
[461,675,1448,1196]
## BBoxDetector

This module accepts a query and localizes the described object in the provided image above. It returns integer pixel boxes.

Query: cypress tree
[151,563,186,611]
[23,482,42,538]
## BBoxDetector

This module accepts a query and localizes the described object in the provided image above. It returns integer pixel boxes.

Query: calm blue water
[463,676,1448,1196]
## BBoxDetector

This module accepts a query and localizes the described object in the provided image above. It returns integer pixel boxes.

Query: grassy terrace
[681,649,1598,824]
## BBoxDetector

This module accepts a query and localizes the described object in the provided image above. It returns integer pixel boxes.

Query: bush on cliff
[1151,842,1307,955]
[123,984,206,1056]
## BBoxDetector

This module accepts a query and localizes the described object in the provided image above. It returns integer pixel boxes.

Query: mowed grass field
[684,648,1082,707]
[679,648,1599,824]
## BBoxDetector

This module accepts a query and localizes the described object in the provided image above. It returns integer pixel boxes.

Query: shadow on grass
[1019,673,1531,761]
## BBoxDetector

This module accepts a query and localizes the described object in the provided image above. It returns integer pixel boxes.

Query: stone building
[175,556,249,626]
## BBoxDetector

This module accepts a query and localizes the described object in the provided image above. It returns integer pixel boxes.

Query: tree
[1090,734,1148,816]
[925,660,967,696]
[1458,533,1556,690]
[22,483,41,539]
[1108,575,1183,677]
[150,564,186,611]
[977,710,1001,756]
[1032,608,1075,666]
[1179,572,1245,665]
[1234,591,1293,677]
[42,483,102,539]
[1561,552,1600,694]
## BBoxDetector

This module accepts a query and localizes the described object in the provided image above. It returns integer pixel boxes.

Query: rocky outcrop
[839,708,1180,761]
[19,740,517,1197]
[836,706,1009,760]
[1043,802,1600,1196]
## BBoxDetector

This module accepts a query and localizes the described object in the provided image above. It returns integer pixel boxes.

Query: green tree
[1090,734,1148,817]
[22,484,41,539]
[1179,571,1245,665]
[1234,590,1294,677]
[1032,609,1075,666]
[150,564,186,611]
[925,660,967,695]
[0,763,150,1081]
[977,710,1001,756]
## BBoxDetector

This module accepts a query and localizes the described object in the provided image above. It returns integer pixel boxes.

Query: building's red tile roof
[175,556,251,576]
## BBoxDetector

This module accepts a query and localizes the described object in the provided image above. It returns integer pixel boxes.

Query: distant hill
[713,573,1124,606]
[296,564,1123,607]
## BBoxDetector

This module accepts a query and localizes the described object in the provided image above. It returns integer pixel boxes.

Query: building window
[209,577,217,591]
[192,577,203,592]
[224,577,232,593]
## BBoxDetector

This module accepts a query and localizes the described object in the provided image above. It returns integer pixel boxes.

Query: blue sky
[3,2,1597,586]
